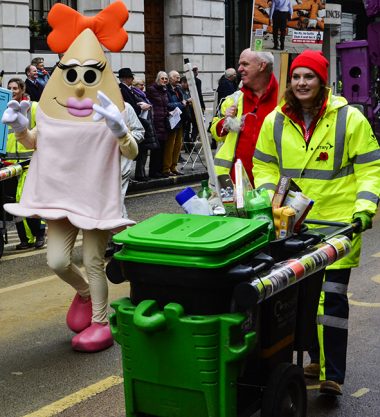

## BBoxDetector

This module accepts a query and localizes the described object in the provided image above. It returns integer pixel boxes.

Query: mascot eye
[82,69,101,86]
[64,68,78,84]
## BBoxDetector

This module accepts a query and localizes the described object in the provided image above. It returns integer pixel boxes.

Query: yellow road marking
[371,275,380,284]
[0,267,84,295]
[21,375,123,417]
[351,388,370,398]
[372,252,380,258]
[1,241,82,262]
[127,182,199,198]
[347,292,380,307]
[349,299,380,307]
[0,275,57,294]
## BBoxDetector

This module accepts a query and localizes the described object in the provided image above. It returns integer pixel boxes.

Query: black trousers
[148,140,164,177]
[309,269,351,384]
[135,146,148,179]
[16,218,45,243]
[272,10,289,48]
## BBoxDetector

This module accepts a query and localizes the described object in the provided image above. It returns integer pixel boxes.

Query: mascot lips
[66,97,94,117]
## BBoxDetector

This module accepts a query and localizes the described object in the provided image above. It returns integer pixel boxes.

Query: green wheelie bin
[108,213,352,417]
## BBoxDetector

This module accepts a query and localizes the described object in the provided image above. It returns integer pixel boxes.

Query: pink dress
[5,107,135,230]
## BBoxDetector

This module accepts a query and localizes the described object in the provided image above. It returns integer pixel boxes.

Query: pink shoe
[66,293,92,333]
[71,323,114,353]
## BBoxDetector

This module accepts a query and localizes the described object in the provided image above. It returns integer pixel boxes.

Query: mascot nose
[75,82,85,97]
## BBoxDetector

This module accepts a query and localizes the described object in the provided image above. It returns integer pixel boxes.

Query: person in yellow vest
[210,50,278,187]
[253,50,380,395]
[6,78,45,249]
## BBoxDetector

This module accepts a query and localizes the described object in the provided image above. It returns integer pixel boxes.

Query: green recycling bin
[112,213,272,314]
[110,297,256,417]
[109,213,277,416]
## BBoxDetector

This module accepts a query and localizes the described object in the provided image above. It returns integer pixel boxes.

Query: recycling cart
[107,213,353,417]
[0,160,29,258]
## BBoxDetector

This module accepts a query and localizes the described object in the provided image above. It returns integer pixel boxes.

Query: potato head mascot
[2,1,138,352]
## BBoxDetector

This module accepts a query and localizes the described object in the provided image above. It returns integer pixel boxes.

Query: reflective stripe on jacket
[253,89,380,268]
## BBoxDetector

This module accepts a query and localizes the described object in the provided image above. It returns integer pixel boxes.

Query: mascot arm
[15,126,37,150]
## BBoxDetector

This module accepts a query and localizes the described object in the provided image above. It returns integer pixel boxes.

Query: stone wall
[0,0,225,110]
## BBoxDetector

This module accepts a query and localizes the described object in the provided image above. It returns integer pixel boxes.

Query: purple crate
[337,41,371,104]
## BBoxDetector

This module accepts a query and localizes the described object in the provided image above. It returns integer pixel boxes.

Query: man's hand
[93,91,128,138]
[1,100,30,132]
[353,211,373,233]
[225,105,237,118]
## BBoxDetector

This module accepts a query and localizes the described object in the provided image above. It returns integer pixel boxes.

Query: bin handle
[109,313,120,343]
[133,300,166,332]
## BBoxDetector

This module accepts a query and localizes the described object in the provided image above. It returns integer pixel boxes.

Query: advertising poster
[251,0,326,54]
[0,87,12,155]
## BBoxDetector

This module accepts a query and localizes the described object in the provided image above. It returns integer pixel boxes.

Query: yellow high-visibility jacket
[210,91,243,177]
[253,90,380,268]
[6,101,37,201]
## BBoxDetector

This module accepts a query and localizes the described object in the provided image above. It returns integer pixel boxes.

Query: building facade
[0,0,228,97]
[0,0,369,95]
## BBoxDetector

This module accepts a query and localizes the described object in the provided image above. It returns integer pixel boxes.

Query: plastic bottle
[175,187,212,215]
[197,179,212,199]
[246,189,275,239]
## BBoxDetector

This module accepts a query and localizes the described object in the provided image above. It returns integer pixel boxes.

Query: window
[29,0,77,51]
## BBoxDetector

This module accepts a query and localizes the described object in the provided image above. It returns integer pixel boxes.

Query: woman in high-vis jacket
[253,50,380,396]
[6,78,45,249]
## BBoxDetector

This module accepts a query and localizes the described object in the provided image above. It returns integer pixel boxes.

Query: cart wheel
[261,362,306,417]
[0,232,4,259]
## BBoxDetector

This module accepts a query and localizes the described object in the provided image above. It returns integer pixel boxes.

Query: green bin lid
[113,213,271,268]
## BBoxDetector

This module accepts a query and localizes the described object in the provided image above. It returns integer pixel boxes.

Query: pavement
[128,142,211,193]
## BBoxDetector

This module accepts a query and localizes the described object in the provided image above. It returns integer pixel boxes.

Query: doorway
[144,0,165,85]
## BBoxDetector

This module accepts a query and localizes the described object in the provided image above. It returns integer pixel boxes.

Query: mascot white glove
[1,100,30,132]
[93,91,128,138]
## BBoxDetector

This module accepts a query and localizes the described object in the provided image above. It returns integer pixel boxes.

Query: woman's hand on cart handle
[352,212,373,233]
[1,100,29,132]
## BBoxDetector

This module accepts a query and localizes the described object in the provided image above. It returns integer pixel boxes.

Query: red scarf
[233,73,279,185]
[282,96,328,143]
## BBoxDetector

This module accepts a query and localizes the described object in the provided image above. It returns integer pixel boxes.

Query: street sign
[325,3,342,25]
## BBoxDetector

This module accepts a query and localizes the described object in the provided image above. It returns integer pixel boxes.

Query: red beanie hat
[290,50,329,84]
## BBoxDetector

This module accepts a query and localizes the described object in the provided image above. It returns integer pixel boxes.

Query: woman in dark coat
[146,71,169,178]
[132,78,159,181]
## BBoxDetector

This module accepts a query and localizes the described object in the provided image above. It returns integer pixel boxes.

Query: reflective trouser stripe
[322,281,348,294]
[317,314,348,329]
[314,269,351,384]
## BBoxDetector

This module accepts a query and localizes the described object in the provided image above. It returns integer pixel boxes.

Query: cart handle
[303,219,360,236]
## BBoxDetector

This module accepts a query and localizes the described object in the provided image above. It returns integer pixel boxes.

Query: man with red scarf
[210,49,278,186]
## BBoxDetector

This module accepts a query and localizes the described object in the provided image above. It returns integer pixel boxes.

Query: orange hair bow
[47,1,129,53]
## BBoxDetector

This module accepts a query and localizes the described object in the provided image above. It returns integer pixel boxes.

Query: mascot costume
[2,1,138,352]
